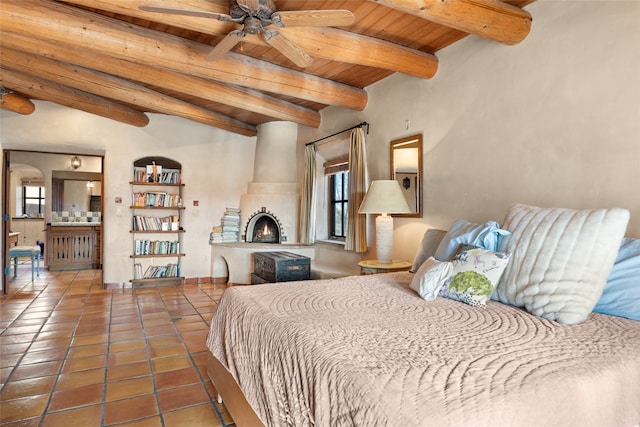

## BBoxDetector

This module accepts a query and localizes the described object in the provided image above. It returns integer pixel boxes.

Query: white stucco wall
[1,103,256,284]
[302,0,640,264]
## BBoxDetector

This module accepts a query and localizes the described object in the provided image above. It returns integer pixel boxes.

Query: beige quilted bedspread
[206,272,640,427]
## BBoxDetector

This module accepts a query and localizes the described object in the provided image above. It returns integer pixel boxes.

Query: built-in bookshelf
[130,156,185,287]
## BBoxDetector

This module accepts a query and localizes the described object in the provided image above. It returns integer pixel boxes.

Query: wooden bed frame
[207,352,264,427]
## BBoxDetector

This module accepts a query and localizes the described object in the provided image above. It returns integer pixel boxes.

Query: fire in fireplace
[244,208,285,243]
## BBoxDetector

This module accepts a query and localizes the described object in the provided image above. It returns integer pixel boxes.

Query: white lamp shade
[358,180,411,264]
[358,180,412,214]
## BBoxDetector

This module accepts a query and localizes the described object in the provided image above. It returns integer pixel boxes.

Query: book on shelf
[131,192,181,208]
[133,167,181,184]
[134,239,180,255]
[141,263,179,279]
[132,215,179,231]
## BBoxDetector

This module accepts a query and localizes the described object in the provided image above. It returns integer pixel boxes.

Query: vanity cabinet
[47,224,101,270]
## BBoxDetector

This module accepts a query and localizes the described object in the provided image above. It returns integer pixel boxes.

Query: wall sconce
[70,156,82,170]
[87,181,94,188]
[402,176,411,190]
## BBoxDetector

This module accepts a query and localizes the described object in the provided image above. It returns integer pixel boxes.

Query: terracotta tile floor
[0,268,235,426]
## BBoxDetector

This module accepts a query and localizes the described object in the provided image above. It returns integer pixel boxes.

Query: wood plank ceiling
[0,0,535,136]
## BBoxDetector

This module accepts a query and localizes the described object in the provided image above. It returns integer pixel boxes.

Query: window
[329,171,349,240]
[23,185,45,217]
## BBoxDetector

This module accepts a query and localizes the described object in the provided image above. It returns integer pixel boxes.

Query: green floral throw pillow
[440,247,511,307]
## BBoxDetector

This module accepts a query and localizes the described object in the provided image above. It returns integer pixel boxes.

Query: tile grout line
[137,287,166,427]
[164,285,225,423]
[38,270,91,427]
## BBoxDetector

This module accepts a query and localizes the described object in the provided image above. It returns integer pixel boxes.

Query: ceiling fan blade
[262,29,313,68]
[206,30,245,61]
[271,10,355,28]
[139,5,231,21]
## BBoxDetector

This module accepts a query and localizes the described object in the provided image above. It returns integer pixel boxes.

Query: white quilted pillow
[493,203,630,324]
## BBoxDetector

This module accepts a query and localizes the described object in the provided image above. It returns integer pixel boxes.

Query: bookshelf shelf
[130,181,184,187]
[130,206,185,210]
[130,156,185,288]
[130,254,186,258]
[130,230,185,234]
[131,277,184,288]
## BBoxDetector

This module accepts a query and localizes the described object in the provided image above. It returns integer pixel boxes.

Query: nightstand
[358,260,412,275]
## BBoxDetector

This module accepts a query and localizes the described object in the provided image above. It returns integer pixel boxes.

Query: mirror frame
[390,134,422,218]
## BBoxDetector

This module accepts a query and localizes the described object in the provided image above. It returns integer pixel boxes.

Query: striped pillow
[493,203,629,324]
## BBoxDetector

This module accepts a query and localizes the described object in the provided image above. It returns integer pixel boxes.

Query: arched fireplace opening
[251,216,280,243]
[244,208,284,243]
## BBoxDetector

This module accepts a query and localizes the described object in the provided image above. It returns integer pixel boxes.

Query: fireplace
[210,121,315,284]
[244,208,283,243]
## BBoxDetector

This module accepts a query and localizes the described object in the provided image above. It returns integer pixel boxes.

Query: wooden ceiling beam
[1,0,368,111]
[0,68,150,127]
[62,0,439,79]
[372,0,532,45]
[0,91,35,115]
[0,48,257,136]
[0,33,320,128]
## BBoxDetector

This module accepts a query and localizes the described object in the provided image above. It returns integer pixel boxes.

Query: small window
[329,171,349,240]
[23,185,45,217]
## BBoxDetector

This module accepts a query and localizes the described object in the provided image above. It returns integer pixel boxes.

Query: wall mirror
[390,134,422,217]
[51,170,102,213]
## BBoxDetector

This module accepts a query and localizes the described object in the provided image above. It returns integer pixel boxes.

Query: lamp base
[375,214,393,264]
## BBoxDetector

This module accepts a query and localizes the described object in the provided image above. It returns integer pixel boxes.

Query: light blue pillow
[434,219,511,261]
[593,238,640,321]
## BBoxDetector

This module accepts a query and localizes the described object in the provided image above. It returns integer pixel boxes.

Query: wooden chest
[252,251,310,283]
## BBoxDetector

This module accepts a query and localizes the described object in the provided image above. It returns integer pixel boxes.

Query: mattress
[206,272,640,427]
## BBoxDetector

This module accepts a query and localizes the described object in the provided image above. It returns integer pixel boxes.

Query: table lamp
[358,180,412,264]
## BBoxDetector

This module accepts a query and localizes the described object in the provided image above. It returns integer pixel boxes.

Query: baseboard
[185,276,225,285]
[103,282,133,289]
[104,277,225,288]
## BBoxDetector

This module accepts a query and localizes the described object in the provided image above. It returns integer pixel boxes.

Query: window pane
[343,201,348,227]
[343,172,349,198]
[334,176,342,200]
[334,204,343,236]
[25,186,40,197]
[25,201,40,216]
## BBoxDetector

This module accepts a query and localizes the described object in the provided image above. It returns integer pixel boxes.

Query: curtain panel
[345,128,368,252]
[299,144,317,244]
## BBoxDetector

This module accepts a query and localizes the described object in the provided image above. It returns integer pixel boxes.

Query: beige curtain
[299,145,317,244]
[345,127,368,252]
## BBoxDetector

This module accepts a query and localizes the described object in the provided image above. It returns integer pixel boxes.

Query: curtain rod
[305,121,369,147]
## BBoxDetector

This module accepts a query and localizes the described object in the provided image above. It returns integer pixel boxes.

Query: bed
[205,204,640,426]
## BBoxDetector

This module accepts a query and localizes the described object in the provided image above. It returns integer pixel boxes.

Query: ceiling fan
[139,0,355,67]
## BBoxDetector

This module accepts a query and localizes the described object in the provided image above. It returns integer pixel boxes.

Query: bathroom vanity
[46,222,101,271]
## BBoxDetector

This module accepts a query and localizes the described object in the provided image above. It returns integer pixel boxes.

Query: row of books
[134,263,179,279]
[133,167,181,184]
[134,240,181,255]
[210,207,241,243]
[132,215,179,231]
[132,192,181,208]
